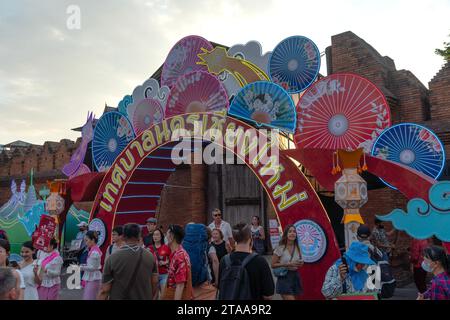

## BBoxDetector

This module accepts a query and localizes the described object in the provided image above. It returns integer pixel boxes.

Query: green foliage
[435,34,450,61]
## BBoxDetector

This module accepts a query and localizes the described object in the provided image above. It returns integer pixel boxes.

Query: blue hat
[345,242,375,265]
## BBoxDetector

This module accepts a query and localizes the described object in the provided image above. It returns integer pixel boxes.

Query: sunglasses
[214,214,222,217]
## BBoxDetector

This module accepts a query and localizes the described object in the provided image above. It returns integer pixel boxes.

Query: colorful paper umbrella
[229,81,296,133]
[130,98,164,135]
[92,111,135,172]
[294,73,391,152]
[165,70,229,117]
[371,123,445,189]
[269,36,321,93]
[161,35,213,88]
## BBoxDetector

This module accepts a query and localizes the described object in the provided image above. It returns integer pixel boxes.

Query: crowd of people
[0,212,449,300]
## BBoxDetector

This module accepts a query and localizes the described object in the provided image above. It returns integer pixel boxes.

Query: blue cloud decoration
[377,181,450,241]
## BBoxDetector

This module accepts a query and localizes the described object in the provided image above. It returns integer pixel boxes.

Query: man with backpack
[183,223,217,300]
[98,223,159,300]
[218,222,274,300]
[357,225,396,299]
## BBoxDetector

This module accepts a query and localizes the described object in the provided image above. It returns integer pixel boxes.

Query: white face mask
[164,235,170,245]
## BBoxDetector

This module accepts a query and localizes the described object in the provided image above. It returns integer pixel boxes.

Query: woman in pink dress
[81,231,102,300]
[37,238,63,300]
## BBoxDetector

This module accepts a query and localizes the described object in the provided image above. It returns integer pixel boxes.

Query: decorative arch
[89,111,340,299]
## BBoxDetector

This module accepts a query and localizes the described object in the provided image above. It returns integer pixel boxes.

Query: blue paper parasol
[92,111,135,172]
[269,36,320,94]
[228,81,296,133]
[371,123,445,189]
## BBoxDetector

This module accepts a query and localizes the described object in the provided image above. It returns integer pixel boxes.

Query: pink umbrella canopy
[161,35,213,89]
[131,98,164,135]
[164,70,229,117]
[294,73,391,152]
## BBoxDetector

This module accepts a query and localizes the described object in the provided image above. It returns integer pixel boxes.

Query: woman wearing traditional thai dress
[19,241,39,300]
[81,230,102,300]
[36,238,63,300]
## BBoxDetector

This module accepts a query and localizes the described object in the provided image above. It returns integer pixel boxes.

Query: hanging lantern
[45,180,66,216]
[46,192,65,215]
[332,148,368,248]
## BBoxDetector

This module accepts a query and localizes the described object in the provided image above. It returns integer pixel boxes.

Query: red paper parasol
[294,73,391,152]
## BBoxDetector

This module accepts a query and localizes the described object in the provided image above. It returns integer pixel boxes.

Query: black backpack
[218,253,258,300]
[368,246,396,299]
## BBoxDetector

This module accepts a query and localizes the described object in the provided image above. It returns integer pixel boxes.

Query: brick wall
[429,62,450,121]
[157,164,207,229]
[329,31,430,125]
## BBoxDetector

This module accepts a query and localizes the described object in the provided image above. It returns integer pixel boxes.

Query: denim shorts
[159,273,168,288]
[276,270,303,295]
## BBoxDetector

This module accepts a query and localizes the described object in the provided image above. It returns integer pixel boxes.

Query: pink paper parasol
[164,71,229,117]
[131,98,164,135]
[161,35,213,88]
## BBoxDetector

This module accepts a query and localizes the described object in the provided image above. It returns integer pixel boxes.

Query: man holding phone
[322,242,376,299]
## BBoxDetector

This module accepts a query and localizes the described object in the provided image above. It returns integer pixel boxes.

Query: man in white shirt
[207,209,235,249]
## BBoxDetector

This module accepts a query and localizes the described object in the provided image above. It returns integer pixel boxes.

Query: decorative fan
[165,71,229,117]
[92,111,135,172]
[294,73,391,152]
[228,81,296,133]
[130,98,164,135]
[371,123,445,189]
[269,36,321,93]
[161,35,213,88]
[69,164,91,180]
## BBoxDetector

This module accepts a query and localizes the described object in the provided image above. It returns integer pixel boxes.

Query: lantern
[46,192,65,215]
[332,148,368,248]
[45,180,67,216]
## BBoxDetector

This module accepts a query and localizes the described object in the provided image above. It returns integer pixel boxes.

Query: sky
[0,0,449,145]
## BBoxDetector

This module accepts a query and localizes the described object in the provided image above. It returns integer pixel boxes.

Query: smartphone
[341,256,348,274]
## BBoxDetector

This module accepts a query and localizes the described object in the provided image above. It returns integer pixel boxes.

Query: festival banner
[32,214,57,251]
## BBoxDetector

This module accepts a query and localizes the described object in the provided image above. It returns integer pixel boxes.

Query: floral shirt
[423,272,450,300]
[167,245,191,289]
[321,263,376,299]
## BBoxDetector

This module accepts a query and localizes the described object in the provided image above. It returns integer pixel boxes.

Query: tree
[435,34,450,61]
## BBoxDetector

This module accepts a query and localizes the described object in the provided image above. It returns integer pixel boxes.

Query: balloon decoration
[165,70,229,117]
[295,73,391,152]
[161,35,213,88]
[371,123,445,189]
[229,81,296,133]
[92,111,135,172]
[269,36,321,93]
[130,98,164,135]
